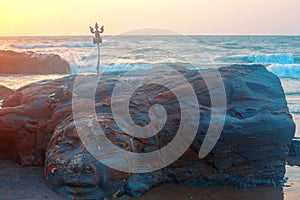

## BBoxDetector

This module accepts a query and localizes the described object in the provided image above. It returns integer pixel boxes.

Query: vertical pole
[97,43,100,74]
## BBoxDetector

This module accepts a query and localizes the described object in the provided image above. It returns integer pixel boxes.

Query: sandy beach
[1,151,300,200]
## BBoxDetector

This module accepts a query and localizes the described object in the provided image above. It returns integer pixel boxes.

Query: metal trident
[90,22,104,74]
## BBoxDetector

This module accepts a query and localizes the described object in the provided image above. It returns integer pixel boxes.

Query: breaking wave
[266,64,300,77]
[70,64,154,74]
[248,53,295,64]
[10,41,116,49]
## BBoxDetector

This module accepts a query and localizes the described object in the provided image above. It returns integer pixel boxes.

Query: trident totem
[90,22,104,74]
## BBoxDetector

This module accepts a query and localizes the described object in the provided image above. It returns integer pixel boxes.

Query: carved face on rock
[44,111,171,199]
[43,80,184,199]
[44,115,128,199]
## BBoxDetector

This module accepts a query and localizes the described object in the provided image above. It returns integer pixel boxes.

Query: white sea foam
[287,103,300,114]
[248,53,295,64]
[221,41,238,46]
[61,52,82,67]
[70,64,154,74]
[266,64,300,77]
[69,61,204,74]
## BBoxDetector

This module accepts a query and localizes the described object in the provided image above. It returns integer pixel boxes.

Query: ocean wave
[285,92,300,96]
[69,61,199,74]
[223,41,237,45]
[60,52,82,67]
[11,42,95,49]
[248,53,295,64]
[10,41,115,49]
[266,64,300,77]
[218,41,241,48]
[287,103,300,114]
[80,54,98,60]
[214,55,248,63]
[70,64,155,74]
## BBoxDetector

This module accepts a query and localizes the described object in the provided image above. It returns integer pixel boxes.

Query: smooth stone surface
[0,50,70,74]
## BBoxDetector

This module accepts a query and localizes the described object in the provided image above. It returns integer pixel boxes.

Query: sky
[0,0,299,36]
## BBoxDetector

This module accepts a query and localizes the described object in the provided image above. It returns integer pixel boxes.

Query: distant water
[0,35,300,136]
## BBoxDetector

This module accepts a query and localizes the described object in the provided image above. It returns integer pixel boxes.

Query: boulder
[0,50,70,74]
[0,65,295,199]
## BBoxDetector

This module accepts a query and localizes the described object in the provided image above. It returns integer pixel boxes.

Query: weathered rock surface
[289,138,300,157]
[0,65,295,199]
[0,86,13,152]
[0,50,70,74]
[0,85,12,100]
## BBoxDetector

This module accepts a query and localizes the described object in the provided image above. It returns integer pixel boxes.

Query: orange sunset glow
[0,0,299,36]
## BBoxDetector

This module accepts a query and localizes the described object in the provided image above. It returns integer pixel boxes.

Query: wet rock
[0,77,74,165]
[289,138,300,157]
[0,85,12,100]
[0,65,295,199]
[0,50,70,74]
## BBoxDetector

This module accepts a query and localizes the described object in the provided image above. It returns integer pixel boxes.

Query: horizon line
[0,34,300,37]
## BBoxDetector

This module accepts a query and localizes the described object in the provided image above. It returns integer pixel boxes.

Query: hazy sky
[1,0,299,36]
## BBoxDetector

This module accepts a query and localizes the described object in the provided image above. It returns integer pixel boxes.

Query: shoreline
[1,153,300,200]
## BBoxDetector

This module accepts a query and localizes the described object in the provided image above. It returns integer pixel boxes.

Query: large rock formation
[0,50,70,74]
[0,65,295,199]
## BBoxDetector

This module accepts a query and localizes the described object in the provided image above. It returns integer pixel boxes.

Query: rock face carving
[0,65,295,199]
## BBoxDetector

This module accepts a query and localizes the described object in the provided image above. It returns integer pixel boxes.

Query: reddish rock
[0,85,12,100]
[0,50,70,74]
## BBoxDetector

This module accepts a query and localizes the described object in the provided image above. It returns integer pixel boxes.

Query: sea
[0,35,300,137]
